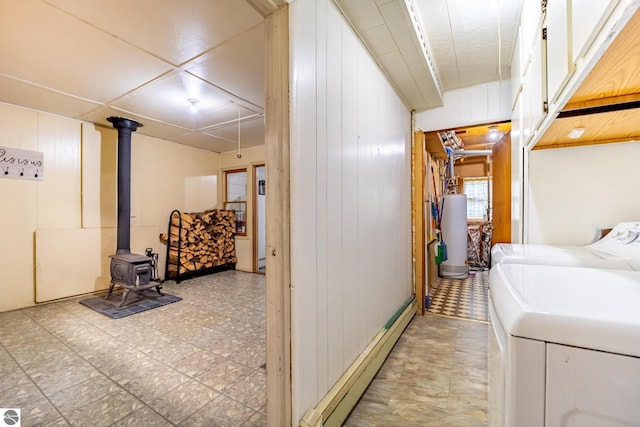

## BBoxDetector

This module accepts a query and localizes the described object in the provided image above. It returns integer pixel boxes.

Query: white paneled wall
[0,102,220,311]
[0,103,40,311]
[289,0,412,422]
[527,141,640,245]
[415,81,512,131]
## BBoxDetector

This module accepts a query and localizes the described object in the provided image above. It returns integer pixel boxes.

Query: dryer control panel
[589,222,640,261]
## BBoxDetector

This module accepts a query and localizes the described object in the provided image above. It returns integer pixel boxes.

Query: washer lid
[491,243,622,264]
[490,244,635,270]
[490,263,640,357]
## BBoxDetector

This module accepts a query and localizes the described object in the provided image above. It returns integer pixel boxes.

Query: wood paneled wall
[289,0,412,422]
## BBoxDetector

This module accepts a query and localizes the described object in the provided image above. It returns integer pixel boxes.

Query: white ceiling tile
[80,106,191,141]
[362,25,398,56]
[109,71,259,130]
[336,0,386,31]
[202,115,265,147]
[185,24,265,109]
[171,132,238,152]
[417,0,523,91]
[0,0,172,103]
[42,0,263,66]
[0,74,102,118]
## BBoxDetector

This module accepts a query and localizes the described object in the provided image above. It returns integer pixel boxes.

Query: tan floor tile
[149,379,218,424]
[49,375,122,416]
[241,410,266,426]
[170,349,225,378]
[223,369,266,411]
[0,369,33,395]
[112,405,173,427]
[65,388,144,427]
[24,356,102,395]
[19,396,64,426]
[196,360,252,392]
[0,380,45,408]
[180,395,255,427]
[122,367,191,403]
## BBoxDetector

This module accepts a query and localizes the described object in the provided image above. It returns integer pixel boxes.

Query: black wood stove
[105,116,163,307]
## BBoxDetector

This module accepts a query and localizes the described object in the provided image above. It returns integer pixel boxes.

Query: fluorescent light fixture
[567,127,585,139]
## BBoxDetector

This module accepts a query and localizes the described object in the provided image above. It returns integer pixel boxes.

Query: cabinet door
[572,0,618,63]
[546,0,571,104]
[521,0,543,65]
[511,25,523,110]
[522,30,547,146]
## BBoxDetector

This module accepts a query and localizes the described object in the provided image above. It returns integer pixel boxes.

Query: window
[463,178,490,220]
[224,169,247,235]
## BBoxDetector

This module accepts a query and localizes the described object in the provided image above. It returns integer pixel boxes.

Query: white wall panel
[290,0,319,418]
[315,0,329,397]
[415,81,511,132]
[526,141,640,245]
[37,114,81,229]
[326,1,344,387]
[0,103,39,312]
[290,0,412,422]
[340,19,361,371]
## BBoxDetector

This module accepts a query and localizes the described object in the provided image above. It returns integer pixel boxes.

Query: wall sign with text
[0,146,44,181]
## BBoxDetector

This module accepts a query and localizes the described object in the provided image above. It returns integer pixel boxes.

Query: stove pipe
[107,116,143,254]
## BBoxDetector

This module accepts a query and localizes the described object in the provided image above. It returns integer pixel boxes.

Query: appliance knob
[620,230,638,244]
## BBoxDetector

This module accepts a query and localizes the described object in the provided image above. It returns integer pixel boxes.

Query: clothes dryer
[488,263,640,426]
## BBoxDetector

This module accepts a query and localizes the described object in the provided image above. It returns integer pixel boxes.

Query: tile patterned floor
[427,270,489,322]
[345,272,489,426]
[1,269,489,426]
[0,270,266,427]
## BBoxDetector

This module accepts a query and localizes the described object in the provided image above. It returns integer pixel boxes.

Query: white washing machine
[491,221,640,269]
[488,263,640,426]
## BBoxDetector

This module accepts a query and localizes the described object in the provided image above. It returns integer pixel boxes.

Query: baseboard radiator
[300,296,416,427]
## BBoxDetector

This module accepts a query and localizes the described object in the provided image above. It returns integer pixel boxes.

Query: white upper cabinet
[571,0,620,63]
[511,25,523,110]
[522,31,547,145]
[545,0,571,105]
[521,0,544,74]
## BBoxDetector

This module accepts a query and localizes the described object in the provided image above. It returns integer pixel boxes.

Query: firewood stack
[160,209,236,280]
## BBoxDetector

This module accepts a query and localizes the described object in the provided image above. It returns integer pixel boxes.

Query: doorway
[254,164,266,273]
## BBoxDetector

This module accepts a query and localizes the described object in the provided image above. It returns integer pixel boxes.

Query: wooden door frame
[252,163,267,274]
[265,6,292,427]
[412,131,426,315]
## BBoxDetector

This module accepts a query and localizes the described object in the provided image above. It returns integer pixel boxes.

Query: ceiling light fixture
[567,127,586,139]
[187,98,199,113]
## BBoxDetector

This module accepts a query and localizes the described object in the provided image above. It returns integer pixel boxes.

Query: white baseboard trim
[300,296,417,427]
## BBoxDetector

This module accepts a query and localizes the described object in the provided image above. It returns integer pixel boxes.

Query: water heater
[440,194,468,278]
